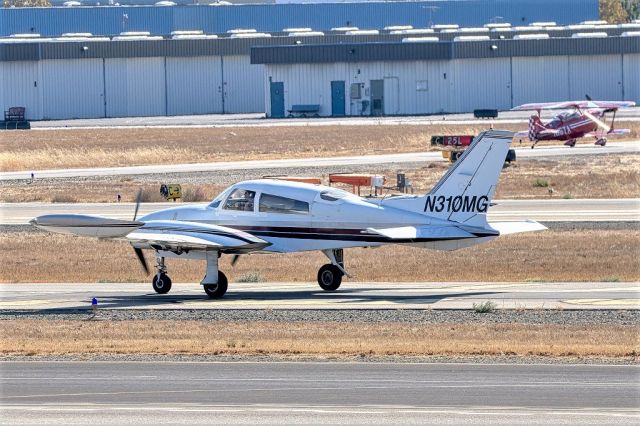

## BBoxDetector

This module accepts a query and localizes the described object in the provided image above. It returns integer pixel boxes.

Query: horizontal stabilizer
[367,225,477,241]
[489,220,547,235]
[585,129,630,137]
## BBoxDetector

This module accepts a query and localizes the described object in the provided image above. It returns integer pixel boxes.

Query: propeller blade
[133,189,142,221]
[231,254,241,267]
[583,110,610,132]
[134,247,150,275]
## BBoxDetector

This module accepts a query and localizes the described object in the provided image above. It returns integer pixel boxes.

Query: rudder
[422,130,513,228]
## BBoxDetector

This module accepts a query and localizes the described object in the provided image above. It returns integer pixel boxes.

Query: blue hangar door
[331,81,346,116]
[270,81,285,118]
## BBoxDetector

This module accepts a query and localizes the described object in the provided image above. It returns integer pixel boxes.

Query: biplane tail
[528,115,546,141]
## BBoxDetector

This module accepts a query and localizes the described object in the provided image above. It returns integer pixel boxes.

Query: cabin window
[223,189,256,212]
[259,193,309,215]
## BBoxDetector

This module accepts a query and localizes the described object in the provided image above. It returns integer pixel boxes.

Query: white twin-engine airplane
[31,130,545,298]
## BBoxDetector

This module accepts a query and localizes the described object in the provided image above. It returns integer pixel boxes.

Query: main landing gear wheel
[317,264,343,291]
[595,138,607,146]
[203,271,228,298]
[564,138,577,148]
[152,273,172,294]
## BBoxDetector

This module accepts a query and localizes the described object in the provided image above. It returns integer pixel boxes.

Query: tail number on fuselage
[424,195,489,213]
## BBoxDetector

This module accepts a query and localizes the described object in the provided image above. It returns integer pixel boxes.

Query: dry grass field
[2,154,639,203]
[1,122,638,172]
[2,320,637,358]
[1,229,638,283]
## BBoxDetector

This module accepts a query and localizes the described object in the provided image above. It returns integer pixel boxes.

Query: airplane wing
[127,220,270,254]
[513,101,636,111]
[514,130,529,138]
[511,101,576,111]
[31,214,270,254]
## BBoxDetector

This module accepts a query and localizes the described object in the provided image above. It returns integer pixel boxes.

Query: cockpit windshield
[559,111,580,121]
[208,188,232,209]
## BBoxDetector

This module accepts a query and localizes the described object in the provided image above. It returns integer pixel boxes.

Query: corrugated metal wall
[105,57,166,117]
[1,49,635,120]
[166,56,223,115]
[41,59,104,119]
[223,55,264,113]
[511,56,570,106]
[0,61,41,120]
[264,52,637,117]
[623,54,640,102]
[0,1,599,37]
[451,58,511,112]
[568,55,624,101]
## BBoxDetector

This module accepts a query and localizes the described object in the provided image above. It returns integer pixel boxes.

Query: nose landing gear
[202,251,228,298]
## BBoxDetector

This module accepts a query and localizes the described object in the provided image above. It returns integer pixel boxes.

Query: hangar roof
[250,36,640,64]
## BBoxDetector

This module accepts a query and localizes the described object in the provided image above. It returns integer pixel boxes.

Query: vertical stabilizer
[423,130,513,228]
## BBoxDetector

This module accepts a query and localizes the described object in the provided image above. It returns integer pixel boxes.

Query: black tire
[317,264,343,291]
[203,271,228,298]
[152,273,172,294]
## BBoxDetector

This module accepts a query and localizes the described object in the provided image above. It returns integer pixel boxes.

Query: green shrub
[51,194,78,203]
[236,272,264,283]
[182,187,208,202]
[472,301,497,313]
[532,179,549,188]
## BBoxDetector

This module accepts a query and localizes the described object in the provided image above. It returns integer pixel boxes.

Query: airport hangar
[1,26,638,121]
[255,33,640,117]
[0,1,635,120]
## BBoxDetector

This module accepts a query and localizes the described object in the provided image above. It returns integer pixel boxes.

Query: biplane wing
[512,101,635,111]
[584,128,631,137]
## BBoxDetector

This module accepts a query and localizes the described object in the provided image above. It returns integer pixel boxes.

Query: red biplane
[512,100,635,148]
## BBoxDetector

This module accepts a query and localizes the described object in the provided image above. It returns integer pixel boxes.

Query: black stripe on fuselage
[230,225,496,243]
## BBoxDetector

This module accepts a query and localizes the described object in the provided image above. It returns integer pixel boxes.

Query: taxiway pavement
[2,361,638,424]
[1,281,637,310]
[29,107,640,129]
[1,198,638,225]
[2,141,638,180]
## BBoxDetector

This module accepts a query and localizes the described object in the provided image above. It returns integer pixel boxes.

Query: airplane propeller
[132,189,150,275]
[133,188,143,221]
[231,254,241,267]
[134,247,150,275]
[583,110,611,133]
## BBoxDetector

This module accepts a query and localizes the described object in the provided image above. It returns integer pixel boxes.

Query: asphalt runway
[2,362,638,424]
[1,281,637,310]
[1,198,638,225]
[1,141,638,180]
